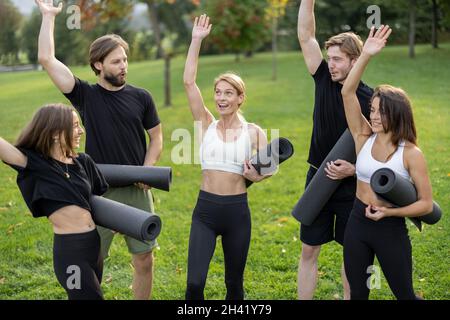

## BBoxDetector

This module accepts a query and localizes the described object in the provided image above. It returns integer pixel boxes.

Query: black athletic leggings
[343,198,418,300]
[53,228,103,300]
[186,190,251,300]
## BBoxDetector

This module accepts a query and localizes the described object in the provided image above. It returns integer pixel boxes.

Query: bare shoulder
[247,123,267,148]
[247,123,266,137]
[404,142,424,158]
[403,142,426,169]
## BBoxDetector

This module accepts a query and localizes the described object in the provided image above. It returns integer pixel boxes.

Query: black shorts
[300,167,354,246]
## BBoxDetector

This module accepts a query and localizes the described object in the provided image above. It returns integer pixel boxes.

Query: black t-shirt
[8,148,108,218]
[308,60,373,201]
[64,77,160,165]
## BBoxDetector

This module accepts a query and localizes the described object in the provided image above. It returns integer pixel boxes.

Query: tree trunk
[272,16,278,81]
[432,0,439,49]
[409,0,416,58]
[145,0,164,59]
[164,55,171,107]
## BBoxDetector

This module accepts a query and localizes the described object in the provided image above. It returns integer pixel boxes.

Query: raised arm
[36,0,75,94]
[341,25,392,151]
[183,15,214,128]
[0,138,27,168]
[297,0,323,75]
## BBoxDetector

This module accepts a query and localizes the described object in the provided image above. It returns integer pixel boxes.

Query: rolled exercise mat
[292,129,355,226]
[370,168,442,229]
[97,164,172,191]
[90,195,162,241]
[245,137,294,188]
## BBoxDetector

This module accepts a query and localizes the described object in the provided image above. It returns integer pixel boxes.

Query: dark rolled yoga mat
[97,164,172,191]
[292,129,355,226]
[245,137,294,188]
[91,195,162,241]
[370,168,442,231]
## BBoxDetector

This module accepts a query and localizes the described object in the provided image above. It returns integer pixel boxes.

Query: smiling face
[95,46,128,87]
[214,80,244,116]
[370,97,386,133]
[326,46,355,83]
[55,111,84,151]
[71,111,84,148]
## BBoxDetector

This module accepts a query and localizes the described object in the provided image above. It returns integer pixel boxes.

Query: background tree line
[1,0,449,105]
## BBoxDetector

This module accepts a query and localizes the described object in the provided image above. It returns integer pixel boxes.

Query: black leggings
[186,190,251,300]
[343,198,418,300]
[53,229,103,300]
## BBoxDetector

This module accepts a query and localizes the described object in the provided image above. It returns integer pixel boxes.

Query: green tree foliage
[21,10,41,65]
[0,0,22,65]
[130,31,156,61]
[15,0,450,66]
[137,0,200,106]
[282,0,450,50]
[78,0,135,43]
[201,0,271,59]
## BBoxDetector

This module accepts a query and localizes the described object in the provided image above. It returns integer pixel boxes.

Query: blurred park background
[0,0,449,300]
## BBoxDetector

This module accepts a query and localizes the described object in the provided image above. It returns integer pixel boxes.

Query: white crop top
[355,134,410,183]
[200,120,252,175]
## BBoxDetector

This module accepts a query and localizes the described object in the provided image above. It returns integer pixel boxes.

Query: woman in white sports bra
[183,15,270,300]
[340,25,433,300]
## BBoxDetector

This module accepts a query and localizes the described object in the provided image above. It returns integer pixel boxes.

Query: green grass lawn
[0,43,449,300]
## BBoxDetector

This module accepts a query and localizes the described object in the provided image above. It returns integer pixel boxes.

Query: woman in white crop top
[339,26,433,300]
[182,15,271,300]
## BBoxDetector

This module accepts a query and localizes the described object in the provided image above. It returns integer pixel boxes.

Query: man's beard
[104,71,126,87]
[331,68,350,83]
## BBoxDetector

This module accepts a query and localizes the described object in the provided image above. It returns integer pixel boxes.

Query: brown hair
[325,32,363,60]
[89,34,129,75]
[15,104,76,158]
[214,72,246,107]
[371,85,417,146]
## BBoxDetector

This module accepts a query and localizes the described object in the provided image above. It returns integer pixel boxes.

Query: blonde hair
[214,72,246,120]
[325,32,363,61]
[214,72,246,106]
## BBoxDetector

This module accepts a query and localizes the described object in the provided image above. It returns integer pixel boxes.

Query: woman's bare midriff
[48,205,95,234]
[356,180,393,208]
[201,170,247,195]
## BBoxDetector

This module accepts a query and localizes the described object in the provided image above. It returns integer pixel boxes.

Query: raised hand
[363,25,392,56]
[192,14,212,41]
[35,0,63,16]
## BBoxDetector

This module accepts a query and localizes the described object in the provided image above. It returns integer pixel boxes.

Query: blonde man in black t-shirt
[296,0,373,300]
[36,0,162,300]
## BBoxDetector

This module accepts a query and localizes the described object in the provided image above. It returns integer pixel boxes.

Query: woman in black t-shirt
[0,104,108,300]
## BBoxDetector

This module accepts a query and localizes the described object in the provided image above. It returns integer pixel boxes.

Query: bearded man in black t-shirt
[296,0,373,300]
[36,0,162,300]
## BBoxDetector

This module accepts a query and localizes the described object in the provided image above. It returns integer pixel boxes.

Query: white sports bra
[355,134,410,183]
[200,120,252,175]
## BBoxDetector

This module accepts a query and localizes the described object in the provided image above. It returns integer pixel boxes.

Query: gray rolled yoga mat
[292,129,355,225]
[370,168,442,230]
[245,137,294,188]
[97,164,172,191]
[90,195,162,241]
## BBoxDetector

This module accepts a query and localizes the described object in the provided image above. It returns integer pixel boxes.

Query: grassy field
[0,43,449,300]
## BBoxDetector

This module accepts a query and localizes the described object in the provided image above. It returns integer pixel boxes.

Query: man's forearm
[143,142,162,167]
[298,0,316,42]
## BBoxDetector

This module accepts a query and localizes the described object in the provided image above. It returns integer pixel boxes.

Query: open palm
[192,14,212,40]
[35,0,63,16]
[363,25,392,56]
